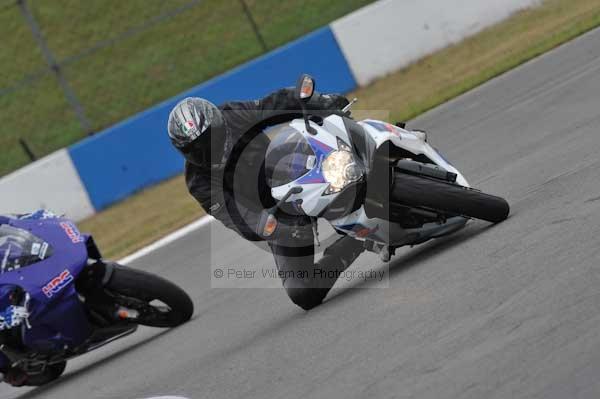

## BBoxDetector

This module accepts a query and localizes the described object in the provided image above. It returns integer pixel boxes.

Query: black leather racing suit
[185,88,364,310]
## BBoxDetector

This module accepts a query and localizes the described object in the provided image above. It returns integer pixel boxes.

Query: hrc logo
[59,221,84,244]
[42,270,74,298]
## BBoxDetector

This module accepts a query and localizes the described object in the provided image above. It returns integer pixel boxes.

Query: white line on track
[139,397,190,399]
[119,215,213,265]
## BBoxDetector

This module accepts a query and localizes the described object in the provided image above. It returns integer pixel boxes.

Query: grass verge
[80,0,600,260]
[78,175,204,260]
[0,0,373,176]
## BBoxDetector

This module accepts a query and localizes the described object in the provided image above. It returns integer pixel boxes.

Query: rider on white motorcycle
[167,88,365,310]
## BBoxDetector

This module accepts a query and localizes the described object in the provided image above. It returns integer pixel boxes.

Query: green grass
[0,0,374,176]
[78,175,203,259]
[77,0,600,260]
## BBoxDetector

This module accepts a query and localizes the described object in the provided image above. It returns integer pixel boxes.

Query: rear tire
[392,172,510,223]
[24,361,66,386]
[106,265,193,328]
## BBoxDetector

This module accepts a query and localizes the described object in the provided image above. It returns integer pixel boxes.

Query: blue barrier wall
[69,26,356,211]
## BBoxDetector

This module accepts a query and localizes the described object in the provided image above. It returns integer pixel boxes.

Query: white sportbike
[259,75,509,261]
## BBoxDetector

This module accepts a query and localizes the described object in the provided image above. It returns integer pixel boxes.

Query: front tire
[105,265,193,328]
[391,172,510,223]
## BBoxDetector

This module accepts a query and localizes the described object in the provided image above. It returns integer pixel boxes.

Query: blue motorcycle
[0,211,193,386]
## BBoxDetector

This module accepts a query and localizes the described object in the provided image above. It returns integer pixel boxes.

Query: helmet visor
[180,129,211,167]
[180,125,227,167]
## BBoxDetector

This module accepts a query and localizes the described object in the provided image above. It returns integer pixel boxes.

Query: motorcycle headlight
[322,148,362,195]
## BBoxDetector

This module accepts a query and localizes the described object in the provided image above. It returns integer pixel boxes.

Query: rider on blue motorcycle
[0,209,194,387]
[0,289,30,386]
[167,88,365,311]
[0,212,44,386]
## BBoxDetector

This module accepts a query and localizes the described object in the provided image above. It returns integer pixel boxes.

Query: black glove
[319,93,350,110]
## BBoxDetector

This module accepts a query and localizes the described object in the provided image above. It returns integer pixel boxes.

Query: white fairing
[271,117,352,216]
[270,116,470,247]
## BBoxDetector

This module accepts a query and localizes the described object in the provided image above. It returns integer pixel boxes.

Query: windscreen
[0,225,53,273]
[265,126,315,187]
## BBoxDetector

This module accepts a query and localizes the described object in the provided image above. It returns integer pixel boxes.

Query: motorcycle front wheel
[105,265,193,328]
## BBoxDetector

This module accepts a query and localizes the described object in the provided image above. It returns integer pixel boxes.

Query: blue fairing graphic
[296,137,335,184]
[364,120,398,135]
[336,223,380,239]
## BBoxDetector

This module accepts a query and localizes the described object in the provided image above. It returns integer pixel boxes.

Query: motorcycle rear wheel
[105,265,193,328]
[23,361,66,386]
[391,172,510,223]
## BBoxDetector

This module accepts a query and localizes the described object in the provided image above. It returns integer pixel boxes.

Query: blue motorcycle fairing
[0,216,92,351]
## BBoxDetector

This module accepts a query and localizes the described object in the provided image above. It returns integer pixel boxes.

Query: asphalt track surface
[3,27,600,399]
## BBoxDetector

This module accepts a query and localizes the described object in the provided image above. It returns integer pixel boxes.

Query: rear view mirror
[295,74,315,101]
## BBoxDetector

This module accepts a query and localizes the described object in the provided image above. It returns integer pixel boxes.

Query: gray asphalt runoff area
[3,27,600,399]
